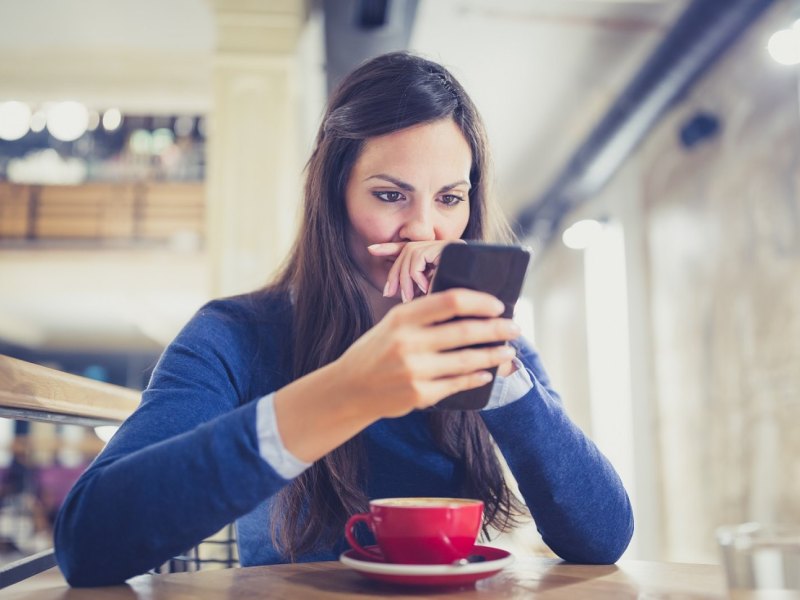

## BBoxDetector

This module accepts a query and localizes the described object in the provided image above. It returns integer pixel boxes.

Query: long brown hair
[267,52,524,560]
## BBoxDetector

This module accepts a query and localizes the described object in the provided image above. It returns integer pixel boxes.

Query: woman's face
[344,118,473,291]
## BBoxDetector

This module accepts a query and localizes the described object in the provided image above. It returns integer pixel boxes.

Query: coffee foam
[372,497,481,508]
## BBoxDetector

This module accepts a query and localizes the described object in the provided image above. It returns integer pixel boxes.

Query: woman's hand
[333,288,520,419]
[368,240,466,303]
[274,289,521,463]
[368,240,518,376]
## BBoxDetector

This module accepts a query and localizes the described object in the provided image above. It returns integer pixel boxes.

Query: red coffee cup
[344,497,484,564]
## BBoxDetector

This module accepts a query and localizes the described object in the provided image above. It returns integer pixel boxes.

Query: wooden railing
[0,354,140,588]
[0,182,204,245]
[0,355,140,427]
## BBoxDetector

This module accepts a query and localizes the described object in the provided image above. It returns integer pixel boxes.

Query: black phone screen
[429,243,531,410]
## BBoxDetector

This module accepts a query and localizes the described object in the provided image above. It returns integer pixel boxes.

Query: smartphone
[429,243,531,410]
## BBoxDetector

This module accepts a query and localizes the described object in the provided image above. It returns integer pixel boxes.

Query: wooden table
[3,557,728,599]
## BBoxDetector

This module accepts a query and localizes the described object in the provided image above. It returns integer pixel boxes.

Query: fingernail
[505,321,521,335]
[493,300,505,313]
[383,281,390,297]
[401,289,407,303]
[368,243,382,248]
[500,346,516,358]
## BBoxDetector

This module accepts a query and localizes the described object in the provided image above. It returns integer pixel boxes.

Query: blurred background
[0,0,798,569]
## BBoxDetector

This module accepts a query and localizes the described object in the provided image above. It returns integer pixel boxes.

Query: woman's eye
[373,191,404,203]
[439,194,464,207]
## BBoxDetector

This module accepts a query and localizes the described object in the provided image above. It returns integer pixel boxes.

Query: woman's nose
[399,205,436,241]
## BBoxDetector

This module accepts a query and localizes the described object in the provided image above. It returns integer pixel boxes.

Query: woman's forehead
[352,120,472,185]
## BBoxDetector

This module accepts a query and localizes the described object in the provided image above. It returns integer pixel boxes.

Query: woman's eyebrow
[438,180,471,193]
[364,174,471,193]
[364,174,415,191]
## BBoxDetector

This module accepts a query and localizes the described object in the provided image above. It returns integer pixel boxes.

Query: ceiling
[0,0,688,351]
[409,0,687,215]
[0,0,687,213]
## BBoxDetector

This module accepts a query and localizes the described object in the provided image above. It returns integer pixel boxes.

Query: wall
[530,2,800,563]
[641,4,800,561]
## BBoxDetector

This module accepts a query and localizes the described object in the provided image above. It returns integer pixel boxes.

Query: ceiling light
[562,219,603,250]
[29,110,47,133]
[47,101,90,142]
[0,101,32,141]
[152,128,175,154]
[87,110,100,131]
[174,115,194,138]
[7,149,88,185]
[129,129,152,154]
[103,108,122,131]
[767,27,800,65]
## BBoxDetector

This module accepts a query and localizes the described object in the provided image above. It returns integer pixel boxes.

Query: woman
[55,52,633,587]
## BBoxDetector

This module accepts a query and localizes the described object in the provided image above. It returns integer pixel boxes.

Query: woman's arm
[54,300,288,586]
[274,288,520,461]
[56,290,519,586]
[481,339,635,564]
[368,242,632,560]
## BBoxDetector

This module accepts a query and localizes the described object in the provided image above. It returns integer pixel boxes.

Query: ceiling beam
[514,0,776,247]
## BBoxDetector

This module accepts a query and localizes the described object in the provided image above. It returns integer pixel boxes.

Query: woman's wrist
[273,360,376,463]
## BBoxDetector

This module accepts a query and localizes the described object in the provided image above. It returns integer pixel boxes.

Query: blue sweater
[54,292,634,586]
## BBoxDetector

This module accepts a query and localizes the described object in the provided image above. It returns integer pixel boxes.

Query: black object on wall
[514,0,775,248]
[323,0,419,94]
[679,112,722,149]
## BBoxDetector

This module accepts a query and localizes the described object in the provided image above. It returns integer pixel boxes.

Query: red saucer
[339,544,513,587]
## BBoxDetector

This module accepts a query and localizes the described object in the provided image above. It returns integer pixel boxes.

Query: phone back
[430,243,530,410]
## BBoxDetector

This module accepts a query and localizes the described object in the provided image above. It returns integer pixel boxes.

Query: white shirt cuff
[482,357,534,410]
[255,393,312,479]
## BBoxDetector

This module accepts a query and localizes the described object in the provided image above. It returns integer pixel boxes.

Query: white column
[207,1,308,296]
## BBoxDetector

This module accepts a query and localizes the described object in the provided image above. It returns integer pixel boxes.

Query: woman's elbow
[55,535,132,587]
[580,489,635,564]
[583,503,635,564]
[549,532,632,565]
[579,529,633,565]
[547,505,635,565]
[54,500,130,587]
[54,517,99,587]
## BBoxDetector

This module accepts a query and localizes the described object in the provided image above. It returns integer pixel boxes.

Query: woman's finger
[496,360,516,377]
[415,371,494,409]
[417,317,520,351]
[410,251,429,295]
[409,345,516,379]
[384,255,401,298]
[379,241,453,299]
[399,250,416,303]
[392,288,505,326]
[411,242,459,296]
[384,243,412,298]
[367,242,406,257]
[404,246,440,300]
[411,270,429,296]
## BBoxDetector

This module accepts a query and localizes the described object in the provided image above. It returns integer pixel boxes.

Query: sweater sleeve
[54,300,291,587]
[480,338,634,564]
